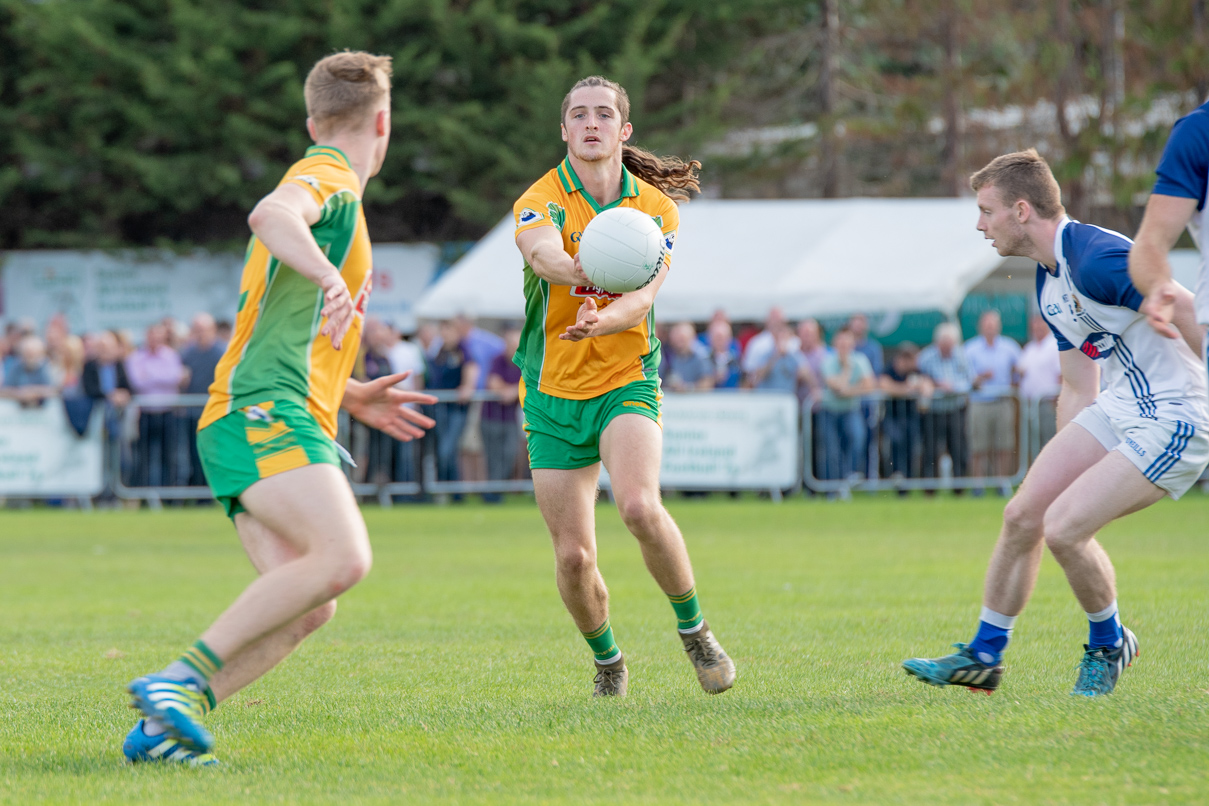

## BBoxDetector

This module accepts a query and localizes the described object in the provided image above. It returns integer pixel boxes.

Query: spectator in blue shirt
[662,322,715,392]
[818,327,875,480]
[1,335,57,408]
[705,320,742,390]
[963,310,1022,481]
[918,322,973,483]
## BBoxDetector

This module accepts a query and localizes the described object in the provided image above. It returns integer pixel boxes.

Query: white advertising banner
[601,392,800,490]
[0,400,104,496]
[1,244,441,334]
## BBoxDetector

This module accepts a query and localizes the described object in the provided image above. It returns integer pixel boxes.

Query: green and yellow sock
[162,640,224,689]
[669,586,704,634]
[582,619,622,664]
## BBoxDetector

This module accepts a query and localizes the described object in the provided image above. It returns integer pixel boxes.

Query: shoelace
[684,634,719,668]
[1075,652,1111,693]
[594,666,624,692]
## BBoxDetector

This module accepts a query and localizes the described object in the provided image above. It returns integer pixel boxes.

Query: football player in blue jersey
[1130,100,1209,356]
[904,149,1209,696]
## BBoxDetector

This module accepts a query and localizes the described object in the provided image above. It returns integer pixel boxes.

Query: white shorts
[1072,403,1209,499]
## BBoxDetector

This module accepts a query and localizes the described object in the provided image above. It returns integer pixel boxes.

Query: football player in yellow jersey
[513,76,735,697]
[122,52,435,766]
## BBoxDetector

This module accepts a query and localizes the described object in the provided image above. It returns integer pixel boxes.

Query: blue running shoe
[123,720,218,766]
[1071,626,1139,697]
[902,642,1003,694]
[126,675,214,753]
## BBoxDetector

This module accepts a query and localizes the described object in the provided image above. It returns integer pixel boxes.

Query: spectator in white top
[741,307,799,380]
[963,310,1022,480]
[1016,313,1063,455]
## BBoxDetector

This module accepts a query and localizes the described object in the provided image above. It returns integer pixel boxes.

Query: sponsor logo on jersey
[294,175,321,191]
[1045,303,1062,316]
[546,202,566,232]
[518,208,544,226]
[353,271,373,317]
[571,285,623,300]
[570,231,582,243]
[1079,331,1116,359]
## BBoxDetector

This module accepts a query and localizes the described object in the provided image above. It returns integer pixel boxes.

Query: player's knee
[1002,496,1044,541]
[1042,510,1081,556]
[616,495,665,534]
[554,542,596,576]
[324,544,372,597]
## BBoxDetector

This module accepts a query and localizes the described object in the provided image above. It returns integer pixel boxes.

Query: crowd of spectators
[0,302,1064,499]
[655,306,1063,492]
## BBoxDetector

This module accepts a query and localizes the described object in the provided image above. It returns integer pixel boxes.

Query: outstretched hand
[1140,280,1181,340]
[343,373,437,442]
[319,273,355,350]
[560,296,600,341]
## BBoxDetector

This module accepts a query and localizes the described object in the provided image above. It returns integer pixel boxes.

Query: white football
[578,206,666,293]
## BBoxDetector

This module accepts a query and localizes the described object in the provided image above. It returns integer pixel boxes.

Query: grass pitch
[2,495,1209,804]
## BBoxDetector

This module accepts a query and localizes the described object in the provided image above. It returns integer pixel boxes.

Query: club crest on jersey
[1071,292,1084,314]
[571,285,623,301]
[1080,331,1116,359]
[518,208,544,227]
[651,215,663,228]
[546,202,566,232]
[294,175,321,191]
[663,231,676,253]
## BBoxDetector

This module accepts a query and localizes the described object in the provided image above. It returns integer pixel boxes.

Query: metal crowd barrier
[94,390,1069,507]
[112,390,533,508]
[801,391,1039,497]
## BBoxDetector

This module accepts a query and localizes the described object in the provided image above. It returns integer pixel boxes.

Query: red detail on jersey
[354,271,373,316]
[1080,341,1100,359]
[571,285,622,300]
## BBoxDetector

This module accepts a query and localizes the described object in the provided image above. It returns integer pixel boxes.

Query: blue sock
[1087,600,1123,649]
[967,606,1017,666]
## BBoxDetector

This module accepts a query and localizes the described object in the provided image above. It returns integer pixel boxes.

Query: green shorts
[521,378,662,470]
[197,398,341,519]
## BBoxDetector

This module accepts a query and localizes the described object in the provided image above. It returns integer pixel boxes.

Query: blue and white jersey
[1153,100,1209,323]
[1037,218,1209,426]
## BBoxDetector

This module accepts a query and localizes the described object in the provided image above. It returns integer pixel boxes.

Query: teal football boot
[902,643,1003,694]
[1071,626,1139,697]
[126,674,215,752]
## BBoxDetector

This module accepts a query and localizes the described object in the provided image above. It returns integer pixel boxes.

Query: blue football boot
[902,642,1003,694]
[123,720,218,766]
[126,674,215,752]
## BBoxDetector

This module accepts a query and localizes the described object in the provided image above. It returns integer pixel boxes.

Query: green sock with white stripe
[582,619,622,664]
[669,586,704,634]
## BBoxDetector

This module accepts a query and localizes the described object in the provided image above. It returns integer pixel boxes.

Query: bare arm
[486,371,520,404]
[457,361,481,403]
[559,264,668,342]
[247,183,353,349]
[516,226,590,286]
[1129,194,1199,340]
[1056,349,1100,431]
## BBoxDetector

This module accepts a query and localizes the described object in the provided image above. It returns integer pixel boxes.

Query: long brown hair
[561,76,702,204]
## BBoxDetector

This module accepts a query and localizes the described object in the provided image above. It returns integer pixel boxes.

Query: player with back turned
[513,76,736,697]
[121,51,435,765]
[902,150,1209,697]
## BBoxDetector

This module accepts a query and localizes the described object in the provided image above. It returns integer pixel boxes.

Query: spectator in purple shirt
[483,326,524,498]
[126,323,185,488]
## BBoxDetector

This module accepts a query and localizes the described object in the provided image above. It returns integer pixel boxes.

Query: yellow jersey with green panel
[512,157,678,401]
[200,145,373,440]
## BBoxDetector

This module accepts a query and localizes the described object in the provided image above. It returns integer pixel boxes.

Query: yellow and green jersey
[513,157,679,400]
[200,145,373,439]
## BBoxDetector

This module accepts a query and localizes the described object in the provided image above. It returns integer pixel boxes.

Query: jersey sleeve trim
[1153,107,1209,210]
[1064,225,1144,312]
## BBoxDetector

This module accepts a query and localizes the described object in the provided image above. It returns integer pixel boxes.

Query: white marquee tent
[414,198,1017,322]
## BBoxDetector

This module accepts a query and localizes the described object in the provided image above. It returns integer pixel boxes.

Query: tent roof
[415,198,1006,322]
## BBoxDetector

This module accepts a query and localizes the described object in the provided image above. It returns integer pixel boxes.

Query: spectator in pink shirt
[126,323,185,488]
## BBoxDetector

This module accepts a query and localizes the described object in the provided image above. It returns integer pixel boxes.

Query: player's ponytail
[621,146,702,204]
[562,76,702,204]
